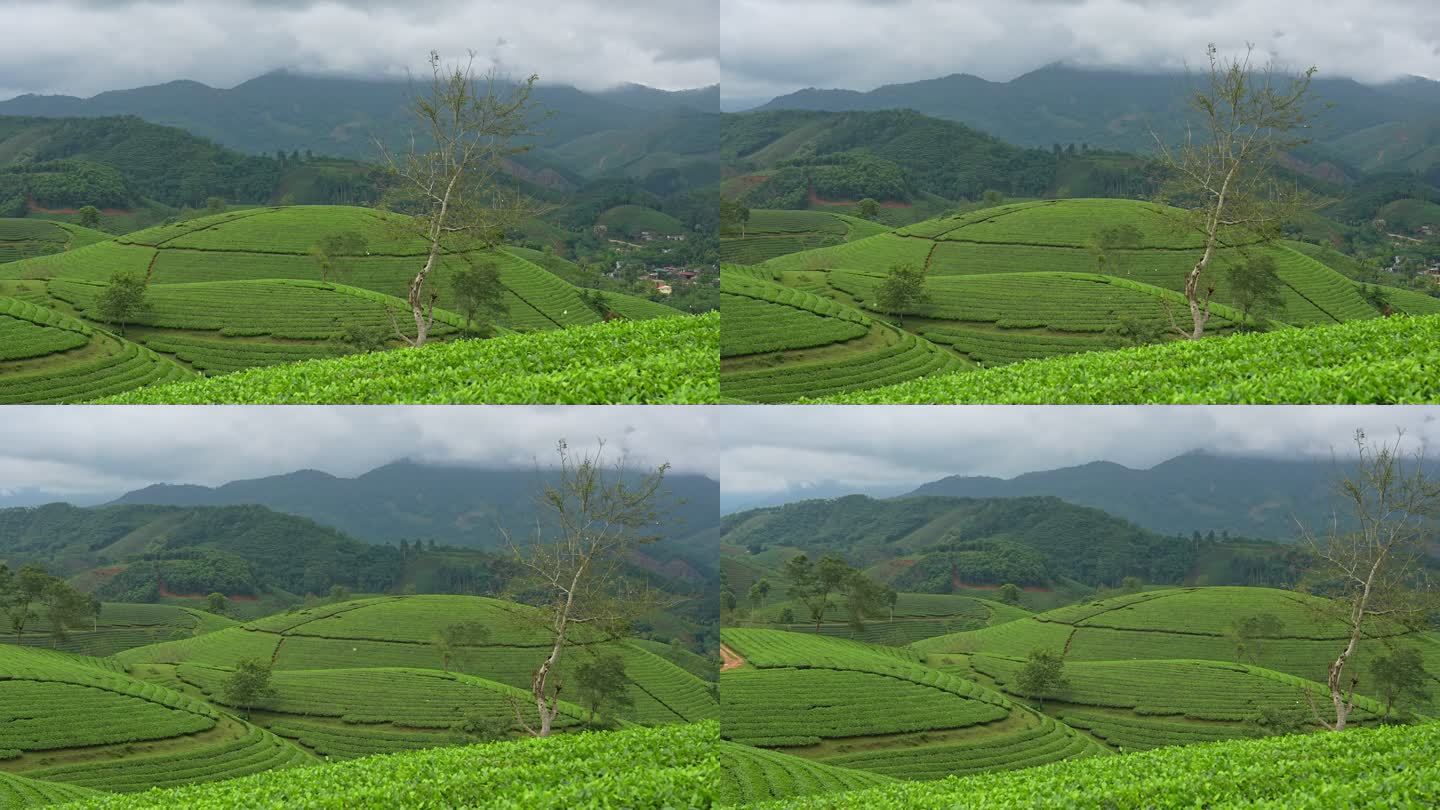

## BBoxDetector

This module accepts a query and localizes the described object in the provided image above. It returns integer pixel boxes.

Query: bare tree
[1151,43,1318,339]
[1296,430,1439,731]
[504,440,672,736]
[377,50,546,346]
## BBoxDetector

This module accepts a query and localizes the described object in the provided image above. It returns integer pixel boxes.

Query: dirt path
[720,644,745,672]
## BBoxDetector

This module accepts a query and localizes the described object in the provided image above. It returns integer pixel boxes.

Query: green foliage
[1014,648,1069,709]
[997,584,1021,606]
[221,657,276,718]
[746,722,1440,809]
[308,230,367,284]
[718,740,894,806]
[1371,647,1431,719]
[1226,254,1285,327]
[819,314,1440,404]
[61,722,717,809]
[873,261,929,327]
[77,205,101,230]
[450,256,508,335]
[574,653,635,725]
[1226,613,1285,663]
[96,270,149,335]
[97,312,718,404]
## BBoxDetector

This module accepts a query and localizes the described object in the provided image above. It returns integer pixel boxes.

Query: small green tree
[1225,254,1284,329]
[450,257,507,335]
[747,582,764,613]
[856,198,880,220]
[785,554,852,632]
[222,658,275,719]
[1015,648,1069,710]
[432,621,489,673]
[97,271,149,335]
[778,607,795,624]
[1226,613,1284,664]
[205,592,228,615]
[573,653,634,726]
[756,578,771,610]
[206,197,226,215]
[883,586,898,621]
[308,231,368,286]
[339,323,391,354]
[77,205,101,230]
[1371,648,1430,720]
[328,585,351,603]
[998,583,1022,606]
[278,193,297,207]
[874,261,930,329]
[451,709,508,743]
[981,189,1005,208]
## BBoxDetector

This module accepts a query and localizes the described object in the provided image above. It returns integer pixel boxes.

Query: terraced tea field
[721,209,889,264]
[0,218,109,264]
[56,722,718,810]
[0,594,717,805]
[820,313,1440,404]
[738,722,1440,808]
[118,595,718,730]
[721,198,1431,402]
[0,644,313,796]
[0,205,694,402]
[96,311,719,404]
[912,587,1440,717]
[738,592,1031,646]
[719,268,960,402]
[2,602,236,657]
[0,295,191,403]
[720,629,1106,783]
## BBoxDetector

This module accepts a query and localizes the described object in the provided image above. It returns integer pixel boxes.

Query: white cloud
[720,405,1440,497]
[2,0,718,98]
[722,0,1440,100]
[0,405,718,497]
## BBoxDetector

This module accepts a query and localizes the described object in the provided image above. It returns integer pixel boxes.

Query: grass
[94,312,719,404]
[739,721,1440,808]
[57,722,718,810]
[816,314,1440,404]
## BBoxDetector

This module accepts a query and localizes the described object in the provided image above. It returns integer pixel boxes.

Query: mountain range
[745,64,1440,173]
[109,459,720,572]
[0,71,720,181]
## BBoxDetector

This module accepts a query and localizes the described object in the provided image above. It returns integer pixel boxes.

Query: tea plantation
[0,219,109,264]
[721,198,1439,403]
[0,206,699,403]
[57,722,718,809]
[736,722,1440,808]
[0,595,718,805]
[722,586,1440,804]
[94,311,718,404]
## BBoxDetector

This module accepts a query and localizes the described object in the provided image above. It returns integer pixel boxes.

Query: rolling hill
[116,595,718,729]
[721,629,1108,781]
[0,205,698,403]
[903,451,1409,541]
[0,596,717,803]
[721,198,1426,402]
[734,722,1439,808]
[750,64,1440,157]
[911,587,1440,717]
[0,218,109,263]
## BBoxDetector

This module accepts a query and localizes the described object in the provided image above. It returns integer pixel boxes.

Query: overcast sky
[0,0,718,101]
[721,406,1440,505]
[723,0,1440,104]
[0,406,718,501]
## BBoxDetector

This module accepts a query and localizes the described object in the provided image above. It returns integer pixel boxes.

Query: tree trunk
[408,251,437,347]
[532,633,564,737]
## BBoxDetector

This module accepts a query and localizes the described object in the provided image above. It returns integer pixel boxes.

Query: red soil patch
[26,197,130,216]
[720,644,745,672]
[157,578,258,601]
[808,187,911,208]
